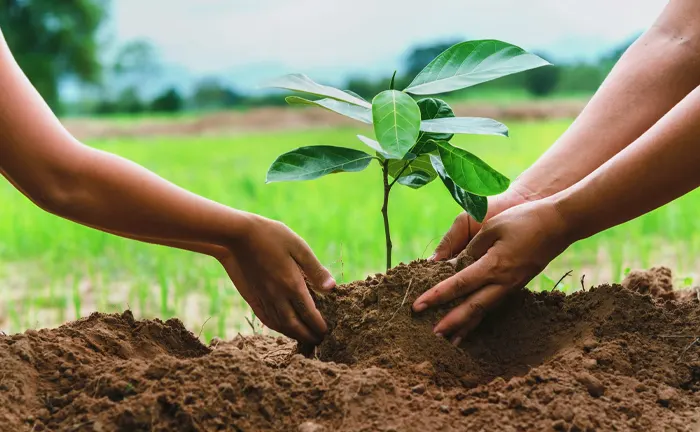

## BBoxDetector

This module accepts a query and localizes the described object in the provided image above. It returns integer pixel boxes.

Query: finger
[433,214,472,261]
[464,225,499,261]
[277,302,321,344]
[246,296,272,329]
[434,284,508,341]
[413,255,495,312]
[289,271,328,338]
[291,238,336,292]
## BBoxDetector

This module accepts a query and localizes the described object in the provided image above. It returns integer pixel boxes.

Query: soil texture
[1,262,699,431]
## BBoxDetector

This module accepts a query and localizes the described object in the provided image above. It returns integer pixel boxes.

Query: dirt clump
[1,261,699,431]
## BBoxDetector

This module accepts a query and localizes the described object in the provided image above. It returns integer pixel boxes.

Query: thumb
[292,239,336,292]
[433,213,473,261]
[464,223,498,260]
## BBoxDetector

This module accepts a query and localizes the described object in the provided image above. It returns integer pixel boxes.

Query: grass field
[2,119,700,339]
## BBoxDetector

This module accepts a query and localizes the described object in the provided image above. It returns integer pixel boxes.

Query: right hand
[432,185,539,261]
[216,213,336,345]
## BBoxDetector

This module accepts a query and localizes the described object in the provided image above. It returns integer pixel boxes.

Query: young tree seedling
[264,40,551,270]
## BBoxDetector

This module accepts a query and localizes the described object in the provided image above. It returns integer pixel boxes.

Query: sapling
[264,40,550,270]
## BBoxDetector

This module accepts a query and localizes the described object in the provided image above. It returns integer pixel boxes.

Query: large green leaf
[388,155,437,189]
[264,74,371,108]
[286,96,372,124]
[435,140,509,196]
[405,40,551,95]
[372,90,421,159]
[356,135,391,159]
[430,155,488,222]
[421,117,508,137]
[266,146,373,183]
[412,98,455,155]
[343,89,368,102]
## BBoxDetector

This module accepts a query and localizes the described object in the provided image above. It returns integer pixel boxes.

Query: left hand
[412,199,574,345]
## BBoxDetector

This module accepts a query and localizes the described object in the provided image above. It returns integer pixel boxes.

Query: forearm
[514,0,700,199]
[0,27,250,253]
[554,85,700,241]
[4,139,252,250]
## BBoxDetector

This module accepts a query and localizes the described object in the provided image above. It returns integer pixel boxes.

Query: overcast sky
[110,0,668,89]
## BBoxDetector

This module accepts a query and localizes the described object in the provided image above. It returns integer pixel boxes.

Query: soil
[1,261,699,431]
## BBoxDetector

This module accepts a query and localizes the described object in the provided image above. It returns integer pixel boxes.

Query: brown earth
[63,100,587,141]
[1,260,699,432]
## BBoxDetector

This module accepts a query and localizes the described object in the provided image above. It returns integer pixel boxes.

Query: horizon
[107,0,667,94]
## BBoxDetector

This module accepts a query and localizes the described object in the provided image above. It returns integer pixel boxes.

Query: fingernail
[428,253,437,261]
[451,337,462,346]
[435,332,443,339]
[413,302,426,313]
[322,277,336,291]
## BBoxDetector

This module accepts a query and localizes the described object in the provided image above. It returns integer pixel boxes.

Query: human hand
[413,199,573,345]
[217,214,335,344]
[432,184,540,261]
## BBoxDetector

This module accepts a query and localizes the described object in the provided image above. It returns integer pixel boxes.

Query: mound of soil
[1,262,699,431]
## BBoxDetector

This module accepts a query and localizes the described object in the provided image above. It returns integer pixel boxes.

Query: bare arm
[415,84,700,343]
[555,84,700,241]
[433,0,700,259]
[0,28,335,344]
[516,0,700,197]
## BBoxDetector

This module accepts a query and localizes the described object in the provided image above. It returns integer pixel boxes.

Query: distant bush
[151,88,184,113]
[524,66,561,97]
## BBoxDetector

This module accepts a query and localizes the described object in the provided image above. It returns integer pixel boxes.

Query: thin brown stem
[381,160,392,270]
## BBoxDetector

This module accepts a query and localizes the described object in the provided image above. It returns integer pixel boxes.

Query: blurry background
[4,0,693,340]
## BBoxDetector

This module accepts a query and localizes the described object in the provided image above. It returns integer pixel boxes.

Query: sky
[109,0,668,92]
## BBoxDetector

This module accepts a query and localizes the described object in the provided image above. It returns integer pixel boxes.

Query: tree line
[0,1,634,116]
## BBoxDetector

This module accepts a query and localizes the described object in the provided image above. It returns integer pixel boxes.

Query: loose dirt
[1,261,699,431]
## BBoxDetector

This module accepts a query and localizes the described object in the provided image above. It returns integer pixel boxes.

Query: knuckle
[280,277,300,291]
[309,266,329,281]
[291,298,311,317]
[469,300,487,319]
[454,212,470,225]
[451,276,469,297]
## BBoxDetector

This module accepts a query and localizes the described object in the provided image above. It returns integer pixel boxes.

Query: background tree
[524,53,560,97]
[115,86,145,114]
[0,0,108,113]
[94,39,162,115]
[404,40,461,77]
[192,78,243,111]
[151,88,184,113]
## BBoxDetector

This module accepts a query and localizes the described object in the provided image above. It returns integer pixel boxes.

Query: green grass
[2,119,699,338]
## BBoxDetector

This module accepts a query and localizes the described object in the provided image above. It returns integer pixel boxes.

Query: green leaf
[405,40,551,95]
[372,90,422,159]
[357,134,391,159]
[388,155,437,189]
[264,74,371,108]
[430,155,488,222]
[390,70,398,90]
[286,96,372,124]
[421,117,508,137]
[435,140,509,196]
[266,146,373,182]
[344,90,368,102]
[412,98,455,155]
[397,171,435,189]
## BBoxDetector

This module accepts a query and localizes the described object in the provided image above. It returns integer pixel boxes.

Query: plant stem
[381,160,392,270]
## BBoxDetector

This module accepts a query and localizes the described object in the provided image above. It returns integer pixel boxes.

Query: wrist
[217,209,260,248]
[486,180,545,221]
[550,189,590,244]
